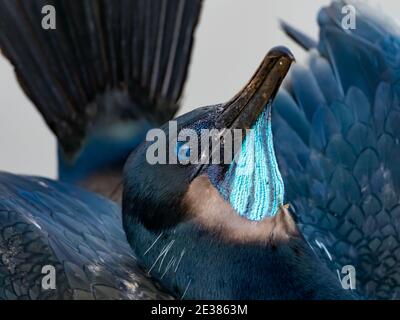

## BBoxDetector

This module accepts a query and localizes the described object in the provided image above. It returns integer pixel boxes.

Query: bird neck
[124,192,354,299]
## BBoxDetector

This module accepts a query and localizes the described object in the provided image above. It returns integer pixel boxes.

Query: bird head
[123,46,294,229]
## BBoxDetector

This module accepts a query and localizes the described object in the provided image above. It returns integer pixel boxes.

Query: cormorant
[123,46,354,299]
[0,0,398,300]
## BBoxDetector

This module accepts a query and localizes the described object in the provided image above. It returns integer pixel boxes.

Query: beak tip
[268,46,296,62]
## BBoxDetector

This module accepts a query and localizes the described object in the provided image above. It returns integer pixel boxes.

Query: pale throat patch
[182,176,298,245]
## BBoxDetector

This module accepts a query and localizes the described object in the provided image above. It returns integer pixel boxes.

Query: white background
[0,0,398,178]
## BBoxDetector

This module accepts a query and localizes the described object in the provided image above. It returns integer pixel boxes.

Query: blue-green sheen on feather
[219,105,285,221]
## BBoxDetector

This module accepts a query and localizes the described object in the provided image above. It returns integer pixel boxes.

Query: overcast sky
[0,0,398,178]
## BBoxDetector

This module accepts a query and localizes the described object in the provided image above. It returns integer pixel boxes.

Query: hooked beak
[217,46,295,130]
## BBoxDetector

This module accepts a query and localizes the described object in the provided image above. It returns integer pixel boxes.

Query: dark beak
[217,46,295,130]
[191,46,295,178]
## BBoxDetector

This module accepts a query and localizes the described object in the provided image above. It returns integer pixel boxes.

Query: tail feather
[0,0,203,156]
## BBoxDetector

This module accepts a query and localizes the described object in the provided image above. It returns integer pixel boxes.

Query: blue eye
[176,141,191,163]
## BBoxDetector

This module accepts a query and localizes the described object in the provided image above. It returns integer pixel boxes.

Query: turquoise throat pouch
[217,104,285,221]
